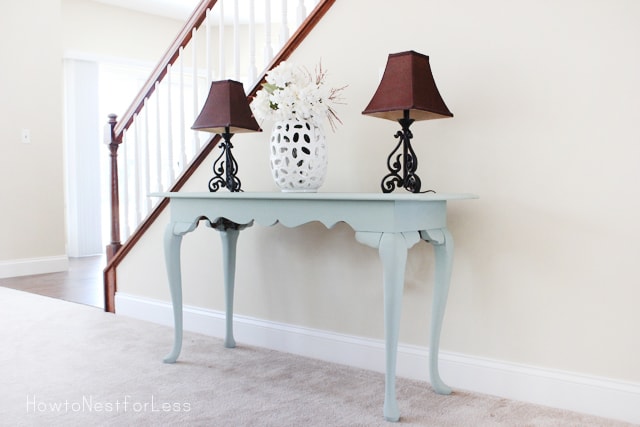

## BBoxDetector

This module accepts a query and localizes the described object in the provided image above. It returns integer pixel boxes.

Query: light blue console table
[157,192,475,422]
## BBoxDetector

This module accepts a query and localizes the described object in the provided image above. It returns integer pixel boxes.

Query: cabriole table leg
[357,231,421,422]
[163,221,199,364]
[422,228,454,395]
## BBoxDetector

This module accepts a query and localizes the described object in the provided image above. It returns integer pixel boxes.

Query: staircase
[103,0,336,312]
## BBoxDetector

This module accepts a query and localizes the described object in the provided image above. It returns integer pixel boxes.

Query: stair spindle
[120,128,131,239]
[248,0,257,83]
[280,0,289,47]
[264,0,273,64]
[234,0,240,80]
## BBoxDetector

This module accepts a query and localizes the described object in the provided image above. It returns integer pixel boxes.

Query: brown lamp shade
[192,80,261,134]
[362,51,453,122]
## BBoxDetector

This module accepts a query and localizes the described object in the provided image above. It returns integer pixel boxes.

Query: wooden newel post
[105,113,123,262]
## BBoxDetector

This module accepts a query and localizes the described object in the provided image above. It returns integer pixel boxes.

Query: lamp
[362,51,453,193]
[192,79,261,192]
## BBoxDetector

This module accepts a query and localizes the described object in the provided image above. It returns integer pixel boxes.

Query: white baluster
[143,99,151,213]
[206,8,212,83]
[233,0,240,80]
[121,129,130,239]
[297,0,307,25]
[155,81,162,193]
[219,0,225,79]
[133,114,142,224]
[248,0,257,84]
[166,63,175,184]
[192,27,200,151]
[280,0,289,47]
[178,48,187,169]
[264,0,273,64]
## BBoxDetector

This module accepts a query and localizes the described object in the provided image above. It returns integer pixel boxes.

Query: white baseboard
[0,255,68,278]
[115,292,640,425]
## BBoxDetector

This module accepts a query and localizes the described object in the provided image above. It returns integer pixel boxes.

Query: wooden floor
[0,256,105,310]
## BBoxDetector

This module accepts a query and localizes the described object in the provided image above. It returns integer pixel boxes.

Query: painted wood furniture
[156,191,475,422]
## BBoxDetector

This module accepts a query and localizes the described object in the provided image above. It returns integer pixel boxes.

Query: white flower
[251,61,345,130]
[266,61,307,88]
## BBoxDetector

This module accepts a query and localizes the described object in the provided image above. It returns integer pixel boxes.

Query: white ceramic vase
[269,119,327,192]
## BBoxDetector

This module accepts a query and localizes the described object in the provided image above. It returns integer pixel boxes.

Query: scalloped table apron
[155,191,476,422]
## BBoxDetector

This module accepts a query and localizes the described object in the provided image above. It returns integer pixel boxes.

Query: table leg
[422,228,454,395]
[379,231,422,422]
[163,223,185,364]
[219,228,239,349]
[162,220,199,363]
[378,232,407,422]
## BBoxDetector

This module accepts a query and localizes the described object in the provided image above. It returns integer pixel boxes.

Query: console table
[157,192,475,422]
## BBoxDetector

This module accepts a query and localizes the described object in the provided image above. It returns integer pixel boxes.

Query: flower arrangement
[251,61,345,130]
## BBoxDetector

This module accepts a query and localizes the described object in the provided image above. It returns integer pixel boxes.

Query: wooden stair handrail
[104,0,336,313]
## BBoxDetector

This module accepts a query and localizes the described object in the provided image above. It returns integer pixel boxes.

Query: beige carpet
[0,287,631,427]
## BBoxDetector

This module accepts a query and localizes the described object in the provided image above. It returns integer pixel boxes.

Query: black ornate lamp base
[381,112,434,194]
[209,132,242,192]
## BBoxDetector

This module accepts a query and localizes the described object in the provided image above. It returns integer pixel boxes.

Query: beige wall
[0,0,186,269]
[62,0,183,63]
[118,0,640,386]
[0,1,65,261]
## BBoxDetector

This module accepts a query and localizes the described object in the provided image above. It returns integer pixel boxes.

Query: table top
[152,192,478,201]
[155,192,477,233]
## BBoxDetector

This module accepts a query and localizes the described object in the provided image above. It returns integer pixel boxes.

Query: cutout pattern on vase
[269,119,327,192]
